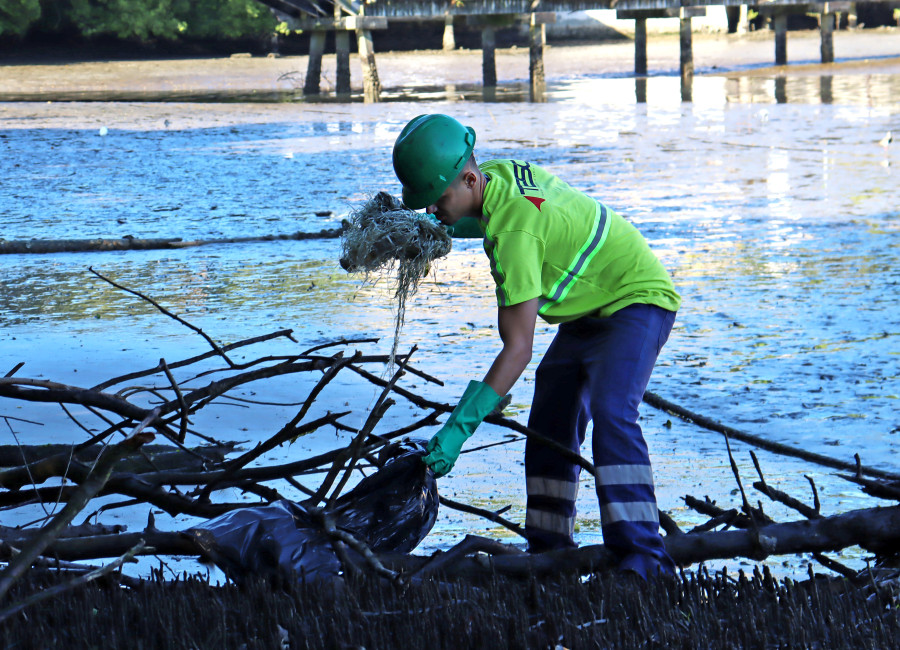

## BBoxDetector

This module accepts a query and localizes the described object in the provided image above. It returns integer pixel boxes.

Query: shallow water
[1,53,898,577]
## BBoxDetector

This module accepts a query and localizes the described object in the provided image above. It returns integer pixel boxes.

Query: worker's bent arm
[483,298,539,397]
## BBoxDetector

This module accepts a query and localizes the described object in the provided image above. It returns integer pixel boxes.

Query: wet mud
[0,30,898,578]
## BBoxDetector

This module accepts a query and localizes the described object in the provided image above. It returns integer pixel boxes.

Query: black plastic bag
[188,445,438,582]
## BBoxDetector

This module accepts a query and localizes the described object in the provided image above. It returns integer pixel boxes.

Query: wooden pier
[258,0,896,102]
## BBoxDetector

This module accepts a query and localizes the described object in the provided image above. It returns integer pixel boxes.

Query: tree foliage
[0,0,279,42]
[68,0,185,40]
[173,0,278,40]
[0,0,41,36]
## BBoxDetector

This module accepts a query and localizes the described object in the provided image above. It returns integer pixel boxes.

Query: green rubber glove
[428,215,484,239]
[424,380,503,478]
[446,217,484,239]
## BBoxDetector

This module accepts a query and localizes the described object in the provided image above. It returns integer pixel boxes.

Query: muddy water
[1,38,898,577]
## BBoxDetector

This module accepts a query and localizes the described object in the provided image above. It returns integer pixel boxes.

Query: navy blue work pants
[525,303,676,576]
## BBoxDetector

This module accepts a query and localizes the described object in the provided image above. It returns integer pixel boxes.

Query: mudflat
[1,29,898,98]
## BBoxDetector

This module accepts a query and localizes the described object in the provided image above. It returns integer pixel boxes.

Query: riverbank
[1,28,898,102]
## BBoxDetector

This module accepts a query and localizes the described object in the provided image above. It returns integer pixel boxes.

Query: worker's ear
[463,169,479,189]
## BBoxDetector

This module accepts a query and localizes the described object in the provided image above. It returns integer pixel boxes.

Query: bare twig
[300,337,379,355]
[326,350,413,506]
[160,359,189,444]
[643,390,900,482]
[0,541,147,624]
[804,475,821,514]
[751,450,821,520]
[4,363,24,378]
[92,329,295,391]
[723,433,761,543]
[0,411,157,601]
[835,472,900,502]
[88,266,235,367]
[810,552,859,579]
[439,495,525,539]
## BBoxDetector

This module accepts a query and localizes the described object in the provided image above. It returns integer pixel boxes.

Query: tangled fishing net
[340,192,452,364]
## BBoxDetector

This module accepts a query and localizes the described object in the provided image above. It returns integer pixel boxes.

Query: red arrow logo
[525,196,545,211]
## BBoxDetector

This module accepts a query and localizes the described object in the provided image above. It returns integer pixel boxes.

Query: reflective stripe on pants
[525,508,576,538]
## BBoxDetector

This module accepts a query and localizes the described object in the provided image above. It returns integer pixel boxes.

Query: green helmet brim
[402,184,443,211]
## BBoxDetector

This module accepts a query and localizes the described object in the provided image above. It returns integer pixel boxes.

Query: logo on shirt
[512,161,545,212]
[512,161,539,194]
[524,196,545,211]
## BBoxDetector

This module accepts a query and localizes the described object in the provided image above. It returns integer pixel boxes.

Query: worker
[392,114,681,578]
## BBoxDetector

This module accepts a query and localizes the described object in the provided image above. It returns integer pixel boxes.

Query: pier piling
[482,27,497,88]
[774,13,788,65]
[634,17,648,76]
[356,28,381,102]
[304,30,325,96]
[529,13,547,102]
[820,10,836,63]
[680,10,693,102]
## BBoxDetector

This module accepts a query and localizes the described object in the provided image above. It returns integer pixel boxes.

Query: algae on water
[339,192,452,363]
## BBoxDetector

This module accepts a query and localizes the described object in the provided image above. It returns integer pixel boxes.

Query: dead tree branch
[0,228,341,255]
[643,390,900,482]
[0,414,156,601]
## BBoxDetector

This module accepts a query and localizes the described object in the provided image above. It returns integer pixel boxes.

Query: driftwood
[12,503,897,582]
[0,443,234,473]
[0,228,341,255]
[643,391,900,482]
[1,269,899,617]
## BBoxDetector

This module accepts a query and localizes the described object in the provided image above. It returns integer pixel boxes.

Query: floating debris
[340,192,451,363]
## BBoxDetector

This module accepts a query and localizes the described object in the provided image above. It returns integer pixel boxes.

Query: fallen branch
[0,415,156,601]
[643,390,900,481]
[0,228,341,255]
[0,541,146,624]
[89,267,235,367]
[381,505,900,580]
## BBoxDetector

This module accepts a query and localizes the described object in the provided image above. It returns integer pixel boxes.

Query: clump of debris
[339,191,451,362]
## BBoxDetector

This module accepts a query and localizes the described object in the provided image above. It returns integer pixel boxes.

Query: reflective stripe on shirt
[538,202,611,316]
[483,235,511,307]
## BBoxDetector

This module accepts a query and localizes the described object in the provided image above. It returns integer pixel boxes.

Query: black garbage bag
[188,444,438,582]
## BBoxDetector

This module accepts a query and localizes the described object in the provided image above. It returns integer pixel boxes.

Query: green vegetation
[0,0,41,36]
[0,0,280,42]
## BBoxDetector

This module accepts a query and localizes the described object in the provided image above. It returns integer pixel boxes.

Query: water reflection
[721,69,900,105]
[0,246,354,330]
[775,76,787,103]
[1,66,897,108]
[635,77,647,104]
[821,75,833,104]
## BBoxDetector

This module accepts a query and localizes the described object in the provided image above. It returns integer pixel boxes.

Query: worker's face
[426,169,480,225]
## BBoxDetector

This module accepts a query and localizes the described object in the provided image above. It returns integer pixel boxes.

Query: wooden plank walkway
[257,0,897,102]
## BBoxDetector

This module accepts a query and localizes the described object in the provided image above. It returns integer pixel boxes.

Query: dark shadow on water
[0,82,530,104]
[0,66,895,105]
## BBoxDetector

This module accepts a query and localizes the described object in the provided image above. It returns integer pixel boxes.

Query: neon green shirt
[479,159,681,323]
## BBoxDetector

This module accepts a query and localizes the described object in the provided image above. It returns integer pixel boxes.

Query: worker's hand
[423,423,469,478]
[422,380,503,478]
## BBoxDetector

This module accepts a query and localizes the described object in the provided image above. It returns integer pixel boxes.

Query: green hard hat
[392,114,477,209]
